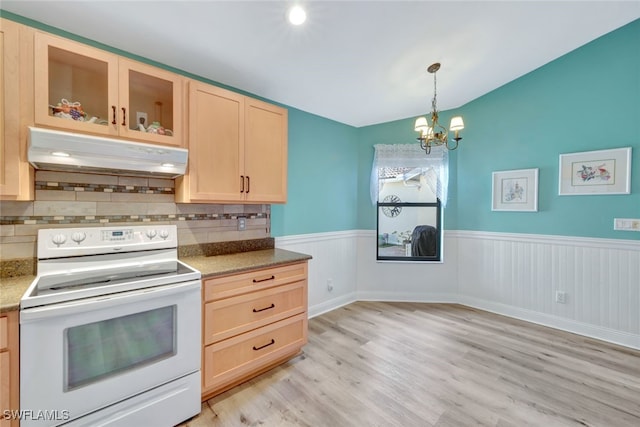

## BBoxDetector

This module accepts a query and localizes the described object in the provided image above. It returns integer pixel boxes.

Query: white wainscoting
[454,230,640,350]
[275,231,359,318]
[276,230,640,349]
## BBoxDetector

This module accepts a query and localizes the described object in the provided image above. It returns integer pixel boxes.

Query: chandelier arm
[446,138,459,151]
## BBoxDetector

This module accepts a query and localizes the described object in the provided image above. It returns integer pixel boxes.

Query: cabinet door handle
[252,275,275,283]
[111,106,116,124]
[246,176,250,194]
[240,175,245,193]
[121,107,127,126]
[252,339,275,351]
[252,303,275,313]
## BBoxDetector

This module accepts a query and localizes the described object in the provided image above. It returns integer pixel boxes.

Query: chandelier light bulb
[449,116,464,131]
[414,116,429,134]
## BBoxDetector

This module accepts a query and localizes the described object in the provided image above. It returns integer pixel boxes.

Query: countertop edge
[180,248,312,279]
[0,248,312,313]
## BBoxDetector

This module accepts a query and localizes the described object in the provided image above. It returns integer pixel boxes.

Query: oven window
[65,305,176,391]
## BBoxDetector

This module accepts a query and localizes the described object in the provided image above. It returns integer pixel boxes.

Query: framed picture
[559,147,631,195]
[492,168,539,212]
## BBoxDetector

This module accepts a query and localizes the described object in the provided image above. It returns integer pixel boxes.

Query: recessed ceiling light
[288,5,306,26]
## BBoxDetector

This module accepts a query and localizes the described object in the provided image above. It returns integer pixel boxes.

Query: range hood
[28,127,188,178]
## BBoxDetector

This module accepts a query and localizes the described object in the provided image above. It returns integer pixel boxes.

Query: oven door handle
[20,280,201,322]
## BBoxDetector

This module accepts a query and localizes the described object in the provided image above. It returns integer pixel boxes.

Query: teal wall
[453,18,639,240]
[355,19,639,240]
[270,110,359,236]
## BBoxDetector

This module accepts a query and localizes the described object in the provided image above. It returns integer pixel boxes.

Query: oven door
[20,279,201,427]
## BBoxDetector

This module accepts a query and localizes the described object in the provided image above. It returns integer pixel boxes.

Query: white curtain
[370,144,449,206]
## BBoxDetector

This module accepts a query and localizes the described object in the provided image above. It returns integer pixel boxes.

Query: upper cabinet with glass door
[34,32,183,147]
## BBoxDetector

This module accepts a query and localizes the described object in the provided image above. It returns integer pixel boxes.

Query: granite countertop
[0,248,312,314]
[0,275,35,314]
[180,248,312,277]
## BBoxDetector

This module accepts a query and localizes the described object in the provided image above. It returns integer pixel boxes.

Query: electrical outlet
[237,217,246,231]
[614,218,640,231]
[327,279,334,292]
[555,291,567,304]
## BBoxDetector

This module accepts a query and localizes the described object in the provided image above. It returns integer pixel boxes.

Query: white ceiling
[3,1,639,127]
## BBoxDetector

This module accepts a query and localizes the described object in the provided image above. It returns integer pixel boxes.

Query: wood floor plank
[181,302,640,427]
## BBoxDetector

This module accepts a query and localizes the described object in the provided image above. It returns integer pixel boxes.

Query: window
[371,144,448,262]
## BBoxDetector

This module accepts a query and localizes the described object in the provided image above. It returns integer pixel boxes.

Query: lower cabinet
[0,311,19,427]
[201,261,308,400]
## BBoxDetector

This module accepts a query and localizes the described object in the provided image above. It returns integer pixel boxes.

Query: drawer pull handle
[253,275,275,283]
[111,106,117,124]
[121,107,127,126]
[253,303,275,313]
[253,339,275,351]
[240,175,245,193]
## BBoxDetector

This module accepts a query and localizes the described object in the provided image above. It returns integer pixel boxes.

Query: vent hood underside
[28,127,188,179]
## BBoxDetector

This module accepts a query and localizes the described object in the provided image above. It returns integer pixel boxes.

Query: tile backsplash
[1,170,270,264]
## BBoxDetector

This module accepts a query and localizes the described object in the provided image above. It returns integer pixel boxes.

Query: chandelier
[414,63,464,154]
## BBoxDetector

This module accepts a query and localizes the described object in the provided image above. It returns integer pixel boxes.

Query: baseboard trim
[333,295,640,351]
[357,291,459,304]
[456,295,640,350]
[308,293,357,319]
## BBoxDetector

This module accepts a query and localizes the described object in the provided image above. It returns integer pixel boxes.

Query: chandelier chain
[432,71,438,113]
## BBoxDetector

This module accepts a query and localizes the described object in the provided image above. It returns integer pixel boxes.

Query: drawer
[0,317,7,351]
[203,313,307,391]
[204,282,306,345]
[204,261,307,301]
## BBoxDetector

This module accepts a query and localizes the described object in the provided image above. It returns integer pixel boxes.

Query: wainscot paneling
[454,230,640,350]
[275,231,358,318]
[277,229,640,350]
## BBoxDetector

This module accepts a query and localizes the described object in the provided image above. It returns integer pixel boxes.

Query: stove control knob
[52,234,67,247]
[71,232,86,244]
[146,229,157,240]
[159,229,170,240]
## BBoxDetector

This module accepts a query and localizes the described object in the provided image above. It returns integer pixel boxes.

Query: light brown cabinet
[0,18,34,201]
[0,311,20,427]
[176,81,287,203]
[34,32,184,147]
[201,262,308,400]
[243,97,288,203]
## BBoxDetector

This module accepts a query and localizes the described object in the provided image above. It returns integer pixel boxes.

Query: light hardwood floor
[182,302,640,427]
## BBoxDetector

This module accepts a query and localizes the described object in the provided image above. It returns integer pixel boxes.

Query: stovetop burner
[21,225,201,309]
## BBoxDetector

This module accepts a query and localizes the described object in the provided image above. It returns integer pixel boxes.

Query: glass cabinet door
[34,33,183,147]
[118,59,183,147]
[34,32,119,136]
